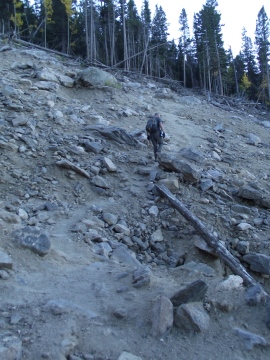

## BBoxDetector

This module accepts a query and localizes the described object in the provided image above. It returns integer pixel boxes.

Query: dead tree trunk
[156,184,269,295]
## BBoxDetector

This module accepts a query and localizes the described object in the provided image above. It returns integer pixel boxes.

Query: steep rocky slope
[0,40,270,360]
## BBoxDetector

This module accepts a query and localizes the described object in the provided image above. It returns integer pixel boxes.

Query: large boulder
[158,153,202,183]
[78,67,120,88]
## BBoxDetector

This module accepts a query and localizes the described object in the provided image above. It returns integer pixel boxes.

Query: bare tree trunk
[110,5,116,66]
[30,18,45,43]
[206,41,211,94]
[67,16,70,54]
[214,33,223,96]
[267,63,270,101]
[122,0,129,71]
[155,184,269,297]
[13,0,17,35]
[89,0,94,62]
[183,52,186,87]
[233,57,239,97]
[85,0,90,59]
[140,22,152,74]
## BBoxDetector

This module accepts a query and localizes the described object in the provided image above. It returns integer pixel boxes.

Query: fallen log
[56,159,90,178]
[155,184,269,298]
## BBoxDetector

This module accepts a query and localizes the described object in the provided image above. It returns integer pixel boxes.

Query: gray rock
[36,67,59,82]
[113,308,127,319]
[131,236,148,250]
[92,242,112,257]
[57,74,74,87]
[102,212,118,225]
[174,302,210,332]
[158,178,179,192]
[234,327,267,350]
[0,335,22,360]
[266,301,270,329]
[117,352,143,360]
[151,295,174,337]
[158,153,201,183]
[132,266,151,288]
[262,121,270,128]
[11,115,29,127]
[261,197,270,209]
[81,140,104,154]
[237,222,254,231]
[0,249,13,269]
[178,147,205,164]
[204,169,224,182]
[44,299,99,320]
[114,223,130,235]
[148,205,159,216]
[86,125,139,146]
[150,228,163,243]
[103,157,117,172]
[245,285,267,306]
[2,85,18,97]
[246,133,261,145]
[235,241,249,255]
[0,270,10,280]
[0,210,21,224]
[170,279,208,307]
[200,178,213,191]
[78,67,120,88]
[111,245,141,268]
[0,140,18,152]
[179,261,216,277]
[237,186,262,201]
[243,253,270,275]
[193,237,217,256]
[12,226,51,256]
[35,81,59,91]
[231,204,253,215]
[90,175,110,189]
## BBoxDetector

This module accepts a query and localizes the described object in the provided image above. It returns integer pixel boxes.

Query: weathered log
[155,184,269,298]
[13,38,73,59]
[56,159,90,178]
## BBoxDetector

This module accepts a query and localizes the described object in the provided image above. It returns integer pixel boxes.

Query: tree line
[1,0,270,104]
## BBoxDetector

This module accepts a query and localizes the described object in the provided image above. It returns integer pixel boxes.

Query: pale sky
[135,0,270,56]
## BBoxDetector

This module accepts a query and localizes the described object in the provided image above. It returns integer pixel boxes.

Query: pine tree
[126,0,141,70]
[225,48,239,96]
[193,0,226,96]
[255,6,270,104]
[179,8,190,87]
[140,0,152,74]
[150,5,169,77]
[99,0,117,66]
[241,28,258,99]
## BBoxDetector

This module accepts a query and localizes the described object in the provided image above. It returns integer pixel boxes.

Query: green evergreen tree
[179,8,191,87]
[150,5,169,77]
[193,0,227,96]
[126,0,141,70]
[140,0,152,74]
[255,6,270,104]
[240,28,258,99]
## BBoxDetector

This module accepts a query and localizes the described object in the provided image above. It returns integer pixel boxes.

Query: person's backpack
[146,117,158,133]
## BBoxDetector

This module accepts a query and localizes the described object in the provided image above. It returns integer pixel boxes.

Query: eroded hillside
[0,41,270,360]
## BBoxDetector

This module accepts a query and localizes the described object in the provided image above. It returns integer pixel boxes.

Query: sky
[134,0,270,56]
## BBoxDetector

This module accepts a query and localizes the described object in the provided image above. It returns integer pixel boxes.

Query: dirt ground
[0,41,270,360]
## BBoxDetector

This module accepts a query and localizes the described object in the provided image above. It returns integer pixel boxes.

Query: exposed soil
[0,41,270,360]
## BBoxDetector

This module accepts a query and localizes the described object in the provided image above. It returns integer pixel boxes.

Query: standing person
[146,112,165,161]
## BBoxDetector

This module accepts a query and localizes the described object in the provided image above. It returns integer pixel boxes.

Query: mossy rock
[78,66,121,89]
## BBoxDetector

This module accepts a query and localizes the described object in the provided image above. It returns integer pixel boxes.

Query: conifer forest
[1,0,270,105]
